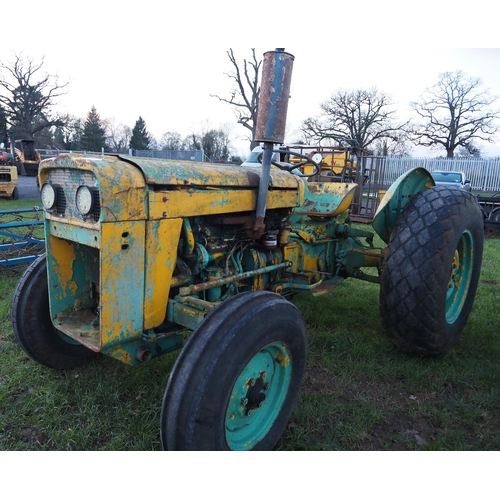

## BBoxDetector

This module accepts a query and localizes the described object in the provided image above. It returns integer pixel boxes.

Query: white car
[431,171,472,192]
[241,146,288,167]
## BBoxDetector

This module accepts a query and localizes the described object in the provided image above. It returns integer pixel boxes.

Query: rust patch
[245,171,261,186]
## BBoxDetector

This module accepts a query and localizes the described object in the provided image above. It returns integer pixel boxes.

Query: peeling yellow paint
[144,218,183,329]
[149,189,300,219]
[48,234,77,296]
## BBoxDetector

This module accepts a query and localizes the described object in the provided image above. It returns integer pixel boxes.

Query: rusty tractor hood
[117,154,302,190]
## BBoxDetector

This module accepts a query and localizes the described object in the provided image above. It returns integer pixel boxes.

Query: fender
[372,167,435,243]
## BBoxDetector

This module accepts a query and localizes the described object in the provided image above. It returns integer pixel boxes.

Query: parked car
[240,146,286,167]
[431,171,472,192]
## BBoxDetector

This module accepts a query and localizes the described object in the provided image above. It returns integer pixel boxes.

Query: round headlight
[41,183,57,210]
[76,185,94,215]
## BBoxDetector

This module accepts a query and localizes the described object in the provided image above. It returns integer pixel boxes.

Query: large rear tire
[380,186,483,356]
[11,255,98,369]
[160,291,307,450]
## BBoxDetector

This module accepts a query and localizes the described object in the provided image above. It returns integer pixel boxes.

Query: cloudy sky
[2,1,499,158]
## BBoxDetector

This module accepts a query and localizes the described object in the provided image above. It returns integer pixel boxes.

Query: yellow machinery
[10,49,484,451]
[14,139,41,177]
[0,163,19,199]
[0,135,19,199]
[288,144,360,182]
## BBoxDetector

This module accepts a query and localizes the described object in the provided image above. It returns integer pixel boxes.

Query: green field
[1,198,499,450]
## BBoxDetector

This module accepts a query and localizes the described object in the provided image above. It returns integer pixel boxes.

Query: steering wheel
[257,150,320,178]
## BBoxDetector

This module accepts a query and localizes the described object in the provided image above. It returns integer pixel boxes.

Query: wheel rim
[225,341,292,450]
[446,230,474,324]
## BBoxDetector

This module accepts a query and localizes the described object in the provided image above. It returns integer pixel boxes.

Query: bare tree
[410,70,500,158]
[211,49,262,150]
[456,143,482,158]
[373,132,413,157]
[159,131,184,151]
[105,118,132,153]
[0,53,69,143]
[200,121,233,162]
[301,88,408,154]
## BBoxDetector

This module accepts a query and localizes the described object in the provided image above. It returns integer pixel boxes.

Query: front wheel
[380,186,483,356]
[11,255,98,369]
[160,291,307,450]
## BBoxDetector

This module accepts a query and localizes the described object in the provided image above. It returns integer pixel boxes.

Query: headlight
[76,185,94,215]
[41,183,57,210]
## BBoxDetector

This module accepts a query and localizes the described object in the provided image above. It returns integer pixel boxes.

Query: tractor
[0,130,19,199]
[11,49,484,450]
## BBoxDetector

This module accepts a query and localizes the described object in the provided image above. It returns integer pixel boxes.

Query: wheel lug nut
[240,398,248,406]
[264,382,270,390]
[260,371,267,379]
[248,378,255,387]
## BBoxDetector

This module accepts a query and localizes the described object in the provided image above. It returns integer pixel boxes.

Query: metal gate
[349,156,387,222]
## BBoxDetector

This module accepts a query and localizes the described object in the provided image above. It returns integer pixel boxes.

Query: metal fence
[384,157,500,192]
[37,149,206,163]
[132,149,205,162]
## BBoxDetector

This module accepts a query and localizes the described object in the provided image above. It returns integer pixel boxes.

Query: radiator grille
[45,169,100,222]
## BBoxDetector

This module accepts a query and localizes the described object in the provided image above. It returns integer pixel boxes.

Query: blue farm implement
[0,207,45,268]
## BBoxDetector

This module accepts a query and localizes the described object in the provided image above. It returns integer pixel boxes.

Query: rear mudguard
[372,167,434,243]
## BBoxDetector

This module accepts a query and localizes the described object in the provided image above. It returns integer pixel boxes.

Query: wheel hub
[446,230,473,324]
[225,342,292,450]
[243,373,267,414]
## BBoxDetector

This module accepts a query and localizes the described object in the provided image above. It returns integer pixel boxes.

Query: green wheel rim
[446,230,474,324]
[225,341,292,450]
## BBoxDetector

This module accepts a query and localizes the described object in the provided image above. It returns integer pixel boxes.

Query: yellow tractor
[0,132,19,199]
[11,49,484,450]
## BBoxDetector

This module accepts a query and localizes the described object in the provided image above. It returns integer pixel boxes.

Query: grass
[0,197,42,211]
[1,198,499,451]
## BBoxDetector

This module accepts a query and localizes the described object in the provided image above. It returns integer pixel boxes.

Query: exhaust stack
[252,48,294,239]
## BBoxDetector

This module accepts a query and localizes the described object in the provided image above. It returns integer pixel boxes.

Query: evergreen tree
[81,106,106,152]
[129,116,151,150]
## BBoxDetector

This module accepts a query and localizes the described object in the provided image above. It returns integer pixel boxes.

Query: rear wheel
[160,291,307,450]
[11,255,98,369]
[380,186,483,356]
[12,186,19,199]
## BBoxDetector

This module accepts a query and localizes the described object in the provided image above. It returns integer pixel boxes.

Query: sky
[1,1,499,159]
